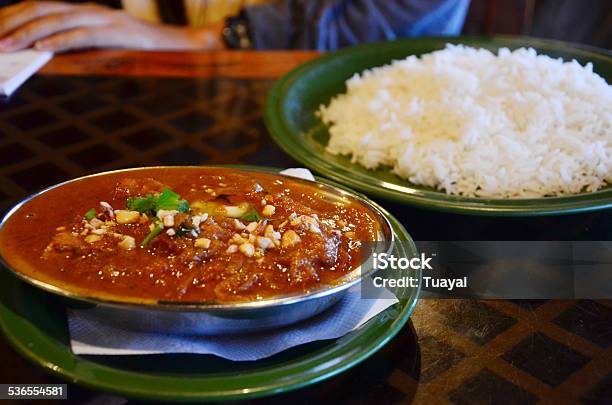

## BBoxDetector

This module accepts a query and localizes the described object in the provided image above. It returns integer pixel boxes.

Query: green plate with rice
[265,36,612,216]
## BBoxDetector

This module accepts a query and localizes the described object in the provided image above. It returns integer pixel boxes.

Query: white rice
[318,45,612,198]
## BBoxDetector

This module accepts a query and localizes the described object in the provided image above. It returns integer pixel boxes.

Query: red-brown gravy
[0,168,379,304]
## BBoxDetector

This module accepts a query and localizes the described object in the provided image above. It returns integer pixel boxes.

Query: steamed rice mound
[318,45,612,198]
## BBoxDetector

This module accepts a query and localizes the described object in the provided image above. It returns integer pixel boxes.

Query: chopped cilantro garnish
[84,208,96,220]
[141,222,164,247]
[156,188,189,212]
[178,200,189,213]
[242,209,262,222]
[127,195,157,216]
[127,188,189,216]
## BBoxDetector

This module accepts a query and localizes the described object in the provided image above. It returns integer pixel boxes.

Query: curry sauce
[0,168,379,304]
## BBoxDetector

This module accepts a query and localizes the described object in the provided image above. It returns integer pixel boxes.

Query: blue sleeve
[243,0,471,51]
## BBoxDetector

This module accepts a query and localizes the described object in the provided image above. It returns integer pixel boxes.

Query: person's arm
[242,0,471,51]
[0,1,224,52]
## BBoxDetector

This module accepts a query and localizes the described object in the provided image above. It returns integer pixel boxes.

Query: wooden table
[41,50,319,79]
[1,50,611,404]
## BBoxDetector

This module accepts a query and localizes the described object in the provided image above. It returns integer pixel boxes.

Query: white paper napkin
[68,286,398,361]
[68,168,397,361]
[0,50,52,96]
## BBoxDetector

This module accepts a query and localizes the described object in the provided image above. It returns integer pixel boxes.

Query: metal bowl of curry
[0,166,395,335]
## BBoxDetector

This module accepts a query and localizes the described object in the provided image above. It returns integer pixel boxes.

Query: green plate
[0,171,419,402]
[265,36,612,216]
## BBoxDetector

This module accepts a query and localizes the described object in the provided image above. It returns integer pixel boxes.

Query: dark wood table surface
[0,50,611,404]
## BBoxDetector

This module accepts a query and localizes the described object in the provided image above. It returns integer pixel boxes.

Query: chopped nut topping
[231,233,246,244]
[157,209,178,227]
[262,205,276,217]
[195,238,211,249]
[301,215,321,234]
[162,215,174,227]
[156,209,177,217]
[192,214,207,228]
[100,201,114,218]
[289,212,299,226]
[226,244,238,254]
[264,224,280,241]
[166,229,176,236]
[289,214,321,234]
[85,234,102,244]
[224,203,250,218]
[90,218,104,229]
[264,224,274,237]
[118,236,136,250]
[115,210,141,224]
[234,219,246,231]
[256,236,274,250]
[281,230,301,248]
[245,221,258,233]
[239,243,255,257]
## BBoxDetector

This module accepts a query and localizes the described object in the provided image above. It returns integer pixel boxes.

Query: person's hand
[0,1,224,52]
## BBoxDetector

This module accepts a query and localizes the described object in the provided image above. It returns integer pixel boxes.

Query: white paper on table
[68,286,398,361]
[0,50,53,97]
[279,168,316,181]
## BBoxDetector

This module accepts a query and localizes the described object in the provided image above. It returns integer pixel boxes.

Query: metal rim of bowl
[0,166,396,312]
